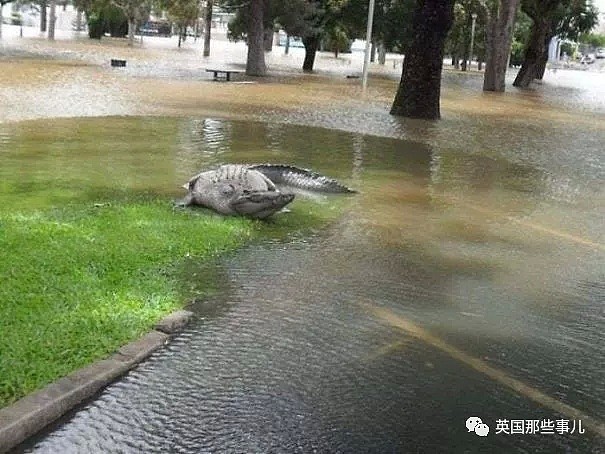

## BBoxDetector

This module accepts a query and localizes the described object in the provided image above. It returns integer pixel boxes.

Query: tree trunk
[285,35,290,55]
[48,0,56,40]
[535,34,552,80]
[40,0,47,32]
[203,0,212,56]
[461,14,471,71]
[535,49,548,80]
[263,28,273,51]
[75,9,82,31]
[390,0,455,120]
[370,40,376,62]
[246,0,266,76]
[302,34,320,72]
[0,3,3,40]
[128,18,136,46]
[512,18,550,88]
[483,0,519,92]
[378,42,386,65]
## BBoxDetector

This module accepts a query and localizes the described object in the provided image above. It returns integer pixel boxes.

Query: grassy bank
[0,197,253,407]
[0,115,348,408]
[0,193,345,408]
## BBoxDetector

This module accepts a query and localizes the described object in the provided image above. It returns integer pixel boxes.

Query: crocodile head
[182,180,295,219]
[230,190,295,219]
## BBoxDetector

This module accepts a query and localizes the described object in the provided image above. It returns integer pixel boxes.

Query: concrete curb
[0,310,194,453]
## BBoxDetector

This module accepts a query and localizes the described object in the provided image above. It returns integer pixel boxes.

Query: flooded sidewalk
[12,117,604,453]
[2,29,604,453]
[0,25,380,124]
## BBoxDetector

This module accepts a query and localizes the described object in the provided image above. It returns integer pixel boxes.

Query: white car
[596,48,605,59]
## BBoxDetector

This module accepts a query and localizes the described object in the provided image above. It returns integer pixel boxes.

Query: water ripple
[22,227,604,453]
[5,113,602,452]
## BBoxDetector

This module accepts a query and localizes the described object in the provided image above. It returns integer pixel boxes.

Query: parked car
[596,48,605,59]
[580,54,595,64]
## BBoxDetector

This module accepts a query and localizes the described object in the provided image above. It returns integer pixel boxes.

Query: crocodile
[179,164,355,219]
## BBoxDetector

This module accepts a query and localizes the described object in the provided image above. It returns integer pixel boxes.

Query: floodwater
[2,33,604,452]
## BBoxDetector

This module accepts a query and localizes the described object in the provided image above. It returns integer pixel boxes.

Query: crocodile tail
[249,164,357,194]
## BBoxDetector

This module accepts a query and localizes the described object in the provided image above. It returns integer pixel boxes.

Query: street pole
[469,13,477,70]
[203,0,213,57]
[48,0,56,41]
[361,0,376,90]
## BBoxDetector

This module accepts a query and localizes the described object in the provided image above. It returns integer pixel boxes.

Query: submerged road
[3,36,603,452]
[19,115,605,452]
[18,227,604,452]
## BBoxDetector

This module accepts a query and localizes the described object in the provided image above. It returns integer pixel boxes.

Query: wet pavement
[2,30,604,453]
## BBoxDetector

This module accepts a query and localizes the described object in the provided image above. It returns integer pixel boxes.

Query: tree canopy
[579,32,605,47]
[160,0,199,47]
[513,0,598,87]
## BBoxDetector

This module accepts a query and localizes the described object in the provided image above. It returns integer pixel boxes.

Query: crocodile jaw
[230,191,295,219]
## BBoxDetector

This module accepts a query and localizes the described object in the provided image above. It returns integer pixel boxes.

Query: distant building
[548,38,575,61]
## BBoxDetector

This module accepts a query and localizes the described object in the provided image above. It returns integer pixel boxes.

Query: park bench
[205,68,242,82]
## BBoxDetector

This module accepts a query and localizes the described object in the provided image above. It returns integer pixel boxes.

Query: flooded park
[1,23,604,453]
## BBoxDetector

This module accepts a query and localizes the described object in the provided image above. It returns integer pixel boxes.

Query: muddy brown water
[2,36,604,452]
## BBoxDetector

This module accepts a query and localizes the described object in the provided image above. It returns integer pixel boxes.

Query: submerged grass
[0,194,344,408]
[0,116,348,408]
[0,196,253,407]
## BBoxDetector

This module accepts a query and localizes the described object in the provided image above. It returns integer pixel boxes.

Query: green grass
[0,116,350,408]
[0,196,253,407]
[0,194,345,408]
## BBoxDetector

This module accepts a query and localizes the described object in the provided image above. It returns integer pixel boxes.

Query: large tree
[340,0,416,62]
[40,0,47,32]
[513,0,561,87]
[111,0,149,45]
[163,0,199,47]
[390,0,456,119]
[483,0,520,91]
[274,0,333,72]
[48,0,56,39]
[445,3,469,69]
[281,0,321,71]
[535,0,597,79]
[246,0,266,75]
[226,0,349,73]
[513,0,597,88]
[222,0,268,74]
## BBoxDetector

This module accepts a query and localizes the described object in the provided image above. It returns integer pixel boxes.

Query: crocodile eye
[220,183,235,196]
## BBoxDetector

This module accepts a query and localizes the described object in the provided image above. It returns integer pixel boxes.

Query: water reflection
[2,32,603,450]
[186,118,234,157]
[6,115,602,452]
